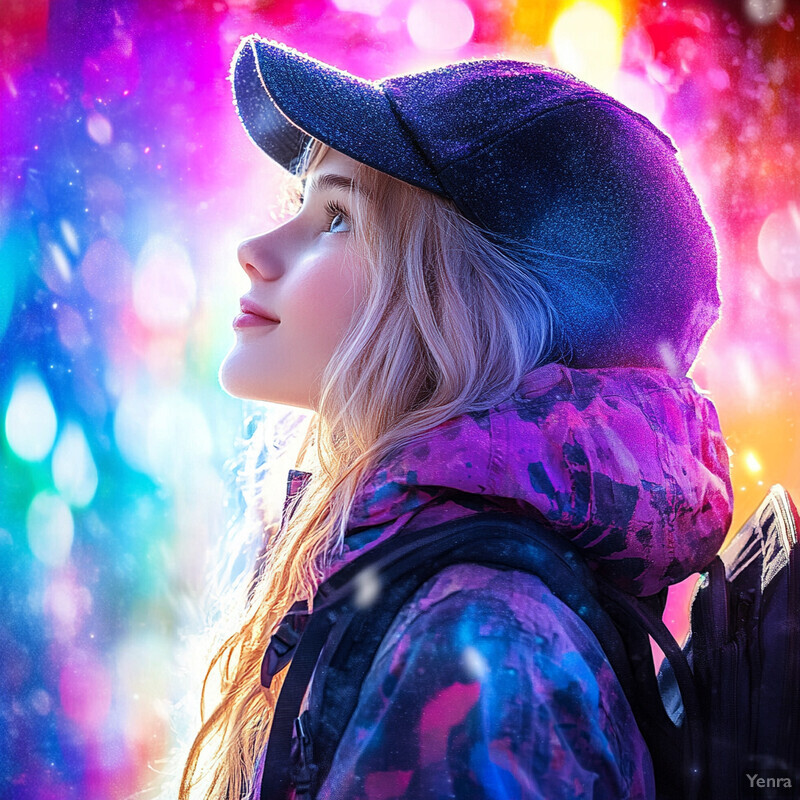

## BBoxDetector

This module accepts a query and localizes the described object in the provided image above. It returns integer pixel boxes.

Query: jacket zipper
[290,711,317,799]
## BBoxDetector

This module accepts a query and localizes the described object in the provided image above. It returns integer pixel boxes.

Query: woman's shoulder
[317,561,656,799]
[375,562,616,691]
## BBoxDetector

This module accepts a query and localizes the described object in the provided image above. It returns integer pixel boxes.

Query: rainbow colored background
[2,0,799,797]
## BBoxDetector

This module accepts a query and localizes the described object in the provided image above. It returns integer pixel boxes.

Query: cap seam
[280,56,443,194]
[435,96,675,231]
[382,88,448,196]
[252,39,445,194]
[438,95,674,177]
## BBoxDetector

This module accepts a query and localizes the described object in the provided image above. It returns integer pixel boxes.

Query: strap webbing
[258,511,693,799]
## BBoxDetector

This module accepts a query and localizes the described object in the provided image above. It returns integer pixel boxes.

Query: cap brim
[230,36,441,194]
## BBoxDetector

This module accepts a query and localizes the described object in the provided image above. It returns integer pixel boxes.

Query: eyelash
[291,190,350,232]
[323,199,349,229]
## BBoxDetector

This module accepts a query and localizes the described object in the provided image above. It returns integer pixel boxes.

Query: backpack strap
[598,580,705,798]
[258,511,698,799]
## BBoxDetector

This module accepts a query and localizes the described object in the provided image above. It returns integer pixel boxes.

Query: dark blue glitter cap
[230,35,721,374]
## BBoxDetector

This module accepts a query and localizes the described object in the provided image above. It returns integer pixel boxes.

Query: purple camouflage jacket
[254,362,733,799]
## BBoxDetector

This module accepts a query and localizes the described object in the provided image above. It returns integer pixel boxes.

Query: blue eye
[324,200,351,233]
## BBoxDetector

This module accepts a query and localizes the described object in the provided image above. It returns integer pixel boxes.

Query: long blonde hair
[179,138,566,799]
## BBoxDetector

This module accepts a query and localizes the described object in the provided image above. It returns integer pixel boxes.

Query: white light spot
[757,203,800,282]
[657,340,680,377]
[735,351,758,401]
[87,111,113,146]
[4,72,18,98]
[52,422,98,507]
[407,0,475,51]
[113,386,153,474]
[462,646,489,680]
[133,235,197,330]
[550,1,622,90]
[26,491,74,567]
[745,0,784,25]
[114,385,212,484]
[744,451,762,473]
[147,393,213,484]
[60,220,80,255]
[5,373,58,462]
[115,632,171,735]
[353,565,382,609]
[48,242,72,282]
[333,0,392,14]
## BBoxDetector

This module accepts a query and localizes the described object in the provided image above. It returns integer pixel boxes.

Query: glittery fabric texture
[230,36,721,374]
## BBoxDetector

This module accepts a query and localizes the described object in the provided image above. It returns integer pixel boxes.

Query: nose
[237,231,283,282]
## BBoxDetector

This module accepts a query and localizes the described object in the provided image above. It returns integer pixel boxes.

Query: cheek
[287,253,365,341]
[218,248,367,407]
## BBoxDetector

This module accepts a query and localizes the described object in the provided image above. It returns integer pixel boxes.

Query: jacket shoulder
[316,562,655,799]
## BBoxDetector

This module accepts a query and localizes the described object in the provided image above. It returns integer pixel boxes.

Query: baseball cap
[230,35,720,374]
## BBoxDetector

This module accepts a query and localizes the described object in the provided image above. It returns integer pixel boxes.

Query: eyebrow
[302,173,368,197]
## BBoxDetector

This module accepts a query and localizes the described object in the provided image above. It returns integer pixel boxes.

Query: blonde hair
[180,139,564,799]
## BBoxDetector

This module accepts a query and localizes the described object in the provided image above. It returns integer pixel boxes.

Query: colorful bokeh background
[1,0,799,797]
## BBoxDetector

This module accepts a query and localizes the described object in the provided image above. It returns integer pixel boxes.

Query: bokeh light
[745,0,785,25]
[26,491,75,568]
[55,303,92,353]
[549,0,623,90]
[145,390,214,486]
[758,202,800,282]
[112,382,162,475]
[86,110,113,146]
[612,69,666,127]
[744,451,763,473]
[52,422,99,507]
[334,0,393,14]
[43,569,93,642]
[132,235,197,331]
[59,650,113,731]
[5,372,58,462]
[80,237,132,304]
[60,219,80,255]
[407,0,475,51]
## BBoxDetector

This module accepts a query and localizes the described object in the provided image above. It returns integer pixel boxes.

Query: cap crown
[232,37,721,374]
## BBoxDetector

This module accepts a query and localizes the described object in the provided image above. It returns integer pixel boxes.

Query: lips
[233,297,280,330]
[239,297,280,322]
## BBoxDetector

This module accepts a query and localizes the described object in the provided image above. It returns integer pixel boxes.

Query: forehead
[308,147,362,178]
[302,148,369,197]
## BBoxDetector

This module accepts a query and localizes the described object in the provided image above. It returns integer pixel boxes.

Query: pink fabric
[325,363,733,596]
[253,362,733,799]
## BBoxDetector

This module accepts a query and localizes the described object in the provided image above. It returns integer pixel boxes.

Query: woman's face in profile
[219,148,367,409]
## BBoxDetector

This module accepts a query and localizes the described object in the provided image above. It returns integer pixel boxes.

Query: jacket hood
[286,363,733,597]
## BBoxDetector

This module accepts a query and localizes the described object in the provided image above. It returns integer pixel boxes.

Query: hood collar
[283,363,733,596]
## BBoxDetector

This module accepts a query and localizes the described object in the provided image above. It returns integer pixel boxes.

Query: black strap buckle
[261,601,311,689]
[290,711,318,798]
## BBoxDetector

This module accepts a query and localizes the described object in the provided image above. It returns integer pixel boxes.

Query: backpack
[658,483,800,799]
[256,484,800,800]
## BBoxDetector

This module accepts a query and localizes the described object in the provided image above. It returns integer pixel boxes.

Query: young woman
[179,37,734,800]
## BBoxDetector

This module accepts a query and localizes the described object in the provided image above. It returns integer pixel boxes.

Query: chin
[218,348,263,401]
[217,349,313,409]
